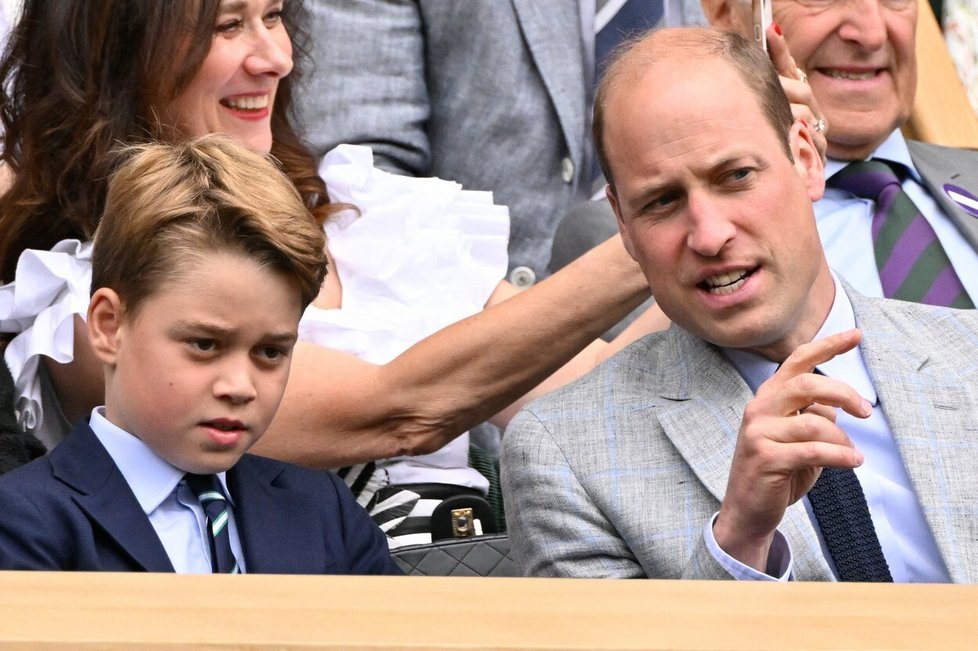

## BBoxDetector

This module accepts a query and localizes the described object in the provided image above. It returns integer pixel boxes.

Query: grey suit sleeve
[502,407,646,578]
[297,0,430,174]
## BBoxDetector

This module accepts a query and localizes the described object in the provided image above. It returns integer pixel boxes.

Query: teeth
[225,95,269,110]
[825,70,875,81]
[703,270,748,294]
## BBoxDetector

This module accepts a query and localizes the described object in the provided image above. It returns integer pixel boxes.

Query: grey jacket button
[508,266,536,289]
[560,157,575,184]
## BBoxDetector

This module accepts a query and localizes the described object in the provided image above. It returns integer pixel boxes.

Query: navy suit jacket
[0,421,401,574]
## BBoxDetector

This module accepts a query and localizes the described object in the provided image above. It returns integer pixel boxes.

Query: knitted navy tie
[185,473,240,574]
[829,159,973,308]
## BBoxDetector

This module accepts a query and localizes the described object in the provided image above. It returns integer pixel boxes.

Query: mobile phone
[752,0,773,52]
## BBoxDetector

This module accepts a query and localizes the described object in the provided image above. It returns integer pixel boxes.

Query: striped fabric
[185,473,240,574]
[829,159,974,308]
[336,446,506,548]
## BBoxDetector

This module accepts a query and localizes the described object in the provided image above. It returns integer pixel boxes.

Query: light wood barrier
[903,0,978,148]
[1,572,976,649]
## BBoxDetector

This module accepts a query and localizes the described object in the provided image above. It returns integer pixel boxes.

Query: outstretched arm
[253,235,651,468]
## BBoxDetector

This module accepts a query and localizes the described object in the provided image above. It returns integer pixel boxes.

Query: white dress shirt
[705,274,951,582]
[817,130,978,303]
[89,408,247,574]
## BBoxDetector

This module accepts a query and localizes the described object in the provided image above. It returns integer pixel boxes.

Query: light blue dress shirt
[88,408,247,574]
[817,130,978,303]
[705,275,951,582]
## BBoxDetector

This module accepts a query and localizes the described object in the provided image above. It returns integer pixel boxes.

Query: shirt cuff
[703,512,793,581]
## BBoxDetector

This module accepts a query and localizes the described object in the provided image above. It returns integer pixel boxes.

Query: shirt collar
[721,274,878,405]
[89,408,233,514]
[824,129,922,186]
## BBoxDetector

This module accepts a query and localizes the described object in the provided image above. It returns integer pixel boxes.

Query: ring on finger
[813,118,827,133]
[796,68,808,84]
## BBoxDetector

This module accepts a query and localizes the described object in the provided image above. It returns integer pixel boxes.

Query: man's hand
[766,23,828,162]
[713,329,872,572]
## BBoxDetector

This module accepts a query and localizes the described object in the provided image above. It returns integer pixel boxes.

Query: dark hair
[93,135,328,313]
[0,0,335,282]
[593,27,794,190]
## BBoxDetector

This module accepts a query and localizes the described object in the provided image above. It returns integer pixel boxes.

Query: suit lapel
[511,0,587,168]
[853,293,978,583]
[51,423,174,572]
[230,457,334,574]
[908,139,978,253]
[654,330,834,579]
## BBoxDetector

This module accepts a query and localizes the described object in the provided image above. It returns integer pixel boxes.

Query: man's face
[605,56,833,360]
[772,0,917,160]
[100,252,301,474]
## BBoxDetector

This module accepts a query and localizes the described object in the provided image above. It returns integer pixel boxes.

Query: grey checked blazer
[297,0,591,279]
[502,289,978,581]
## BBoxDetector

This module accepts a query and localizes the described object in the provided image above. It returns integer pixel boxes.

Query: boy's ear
[87,288,126,366]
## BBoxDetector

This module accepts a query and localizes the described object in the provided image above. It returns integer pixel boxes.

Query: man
[702,0,978,305]
[502,27,978,582]
[297,0,705,287]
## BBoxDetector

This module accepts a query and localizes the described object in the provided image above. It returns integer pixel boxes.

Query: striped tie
[829,159,974,308]
[185,473,240,574]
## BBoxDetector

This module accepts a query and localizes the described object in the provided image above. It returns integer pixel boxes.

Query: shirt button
[508,266,536,289]
[560,157,575,184]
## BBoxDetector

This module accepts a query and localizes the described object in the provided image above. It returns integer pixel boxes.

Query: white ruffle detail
[0,239,93,442]
[300,144,509,364]
[301,145,510,492]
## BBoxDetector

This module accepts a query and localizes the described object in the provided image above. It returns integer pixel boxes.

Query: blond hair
[91,134,327,314]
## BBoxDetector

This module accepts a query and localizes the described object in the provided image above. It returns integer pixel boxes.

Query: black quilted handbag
[391,533,519,577]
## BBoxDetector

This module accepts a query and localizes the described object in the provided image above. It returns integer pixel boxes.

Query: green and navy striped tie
[185,473,240,574]
[829,159,973,308]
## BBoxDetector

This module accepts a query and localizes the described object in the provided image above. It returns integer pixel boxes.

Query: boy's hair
[91,134,328,315]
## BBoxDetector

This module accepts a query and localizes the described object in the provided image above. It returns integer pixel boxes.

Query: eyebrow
[170,321,298,345]
[219,0,286,12]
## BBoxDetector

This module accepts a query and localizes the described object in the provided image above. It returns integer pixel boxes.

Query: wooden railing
[0,572,976,649]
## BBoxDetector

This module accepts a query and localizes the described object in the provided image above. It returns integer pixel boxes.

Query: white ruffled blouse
[0,145,509,491]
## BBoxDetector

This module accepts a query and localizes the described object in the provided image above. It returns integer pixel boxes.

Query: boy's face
[92,251,301,474]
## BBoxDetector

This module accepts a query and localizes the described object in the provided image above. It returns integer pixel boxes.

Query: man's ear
[700,0,739,29]
[607,185,638,261]
[788,120,826,203]
[87,288,126,366]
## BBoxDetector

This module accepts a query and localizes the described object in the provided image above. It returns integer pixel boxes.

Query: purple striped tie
[829,159,973,308]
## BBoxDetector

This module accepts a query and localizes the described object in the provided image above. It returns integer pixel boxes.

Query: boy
[0,135,399,574]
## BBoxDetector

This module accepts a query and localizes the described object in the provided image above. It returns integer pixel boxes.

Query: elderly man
[703,0,978,306]
[502,27,978,582]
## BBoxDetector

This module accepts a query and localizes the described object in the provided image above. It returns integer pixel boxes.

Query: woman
[0,0,662,540]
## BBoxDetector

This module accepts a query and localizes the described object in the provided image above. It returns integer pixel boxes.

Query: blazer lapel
[230,457,336,574]
[51,423,174,572]
[853,292,978,583]
[654,330,834,579]
[908,139,978,253]
[511,0,587,169]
